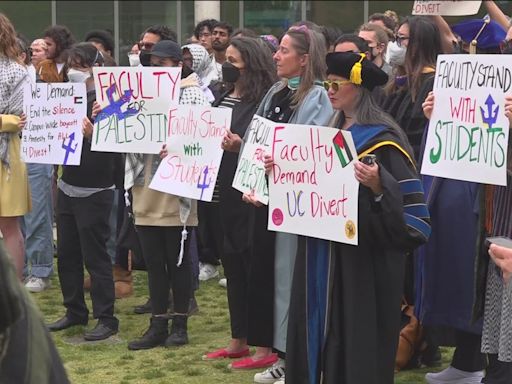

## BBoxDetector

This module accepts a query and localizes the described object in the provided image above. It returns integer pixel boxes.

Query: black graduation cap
[326,52,388,91]
[451,18,506,53]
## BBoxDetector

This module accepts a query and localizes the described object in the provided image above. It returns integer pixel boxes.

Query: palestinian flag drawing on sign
[333,130,353,168]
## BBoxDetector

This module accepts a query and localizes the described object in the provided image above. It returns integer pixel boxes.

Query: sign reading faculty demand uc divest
[22,82,86,165]
[268,123,359,245]
[92,67,181,154]
[421,54,511,186]
[149,105,232,202]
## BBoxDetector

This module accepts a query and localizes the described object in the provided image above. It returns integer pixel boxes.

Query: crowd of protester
[2,2,512,383]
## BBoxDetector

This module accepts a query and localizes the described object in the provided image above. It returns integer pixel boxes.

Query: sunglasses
[138,41,155,50]
[395,35,409,47]
[323,80,351,92]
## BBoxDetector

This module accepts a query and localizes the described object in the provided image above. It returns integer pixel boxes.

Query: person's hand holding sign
[159,144,168,159]
[263,154,274,175]
[422,91,435,120]
[242,190,263,207]
[221,131,242,153]
[504,95,512,128]
[18,113,26,130]
[82,117,93,139]
[91,101,102,120]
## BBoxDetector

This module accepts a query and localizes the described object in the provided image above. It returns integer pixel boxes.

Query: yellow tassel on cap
[350,53,365,85]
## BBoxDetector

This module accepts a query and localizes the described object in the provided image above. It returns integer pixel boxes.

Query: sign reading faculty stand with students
[421,54,511,186]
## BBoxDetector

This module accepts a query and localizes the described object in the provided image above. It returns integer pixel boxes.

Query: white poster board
[268,123,359,245]
[149,105,232,201]
[21,82,86,165]
[232,115,274,205]
[421,54,510,186]
[412,0,481,16]
[91,67,181,154]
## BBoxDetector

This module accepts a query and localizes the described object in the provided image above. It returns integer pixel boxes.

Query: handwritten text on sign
[421,55,510,186]
[92,67,181,154]
[412,1,481,16]
[268,123,359,245]
[232,115,273,205]
[22,82,86,165]
[149,105,232,201]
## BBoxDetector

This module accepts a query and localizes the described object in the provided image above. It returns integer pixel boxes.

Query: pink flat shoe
[228,353,278,370]
[202,347,250,360]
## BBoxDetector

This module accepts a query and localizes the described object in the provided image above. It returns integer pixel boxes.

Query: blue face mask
[288,76,301,90]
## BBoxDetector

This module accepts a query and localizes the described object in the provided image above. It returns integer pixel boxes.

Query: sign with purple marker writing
[21,82,86,165]
[421,54,511,186]
[149,105,232,202]
[268,123,359,245]
[91,67,181,154]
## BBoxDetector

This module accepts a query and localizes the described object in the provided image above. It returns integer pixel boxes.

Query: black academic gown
[286,124,430,384]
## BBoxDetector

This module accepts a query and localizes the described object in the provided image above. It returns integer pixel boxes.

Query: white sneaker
[254,358,285,383]
[199,263,219,281]
[218,278,227,288]
[425,366,484,384]
[25,276,51,293]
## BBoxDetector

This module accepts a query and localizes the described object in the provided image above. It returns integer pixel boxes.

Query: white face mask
[128,53,140,67]
[67,68,91,83]
[386,41,407,67]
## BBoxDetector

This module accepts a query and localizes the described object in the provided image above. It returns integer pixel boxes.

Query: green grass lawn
[33,269,451,383]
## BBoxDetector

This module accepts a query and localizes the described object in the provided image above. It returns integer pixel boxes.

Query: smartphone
[485,236,512,249]
[361,154,377,166]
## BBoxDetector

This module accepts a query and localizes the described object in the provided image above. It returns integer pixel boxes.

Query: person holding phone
[283,52,430,384]
[489,242,512,281]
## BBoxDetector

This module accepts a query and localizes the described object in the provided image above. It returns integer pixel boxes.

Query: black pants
[136,226,192,315]
[197,201,223,266]
[451,330,486,371]
[483,354,512,384]
[220,189,252,339]
[56,190,116,324]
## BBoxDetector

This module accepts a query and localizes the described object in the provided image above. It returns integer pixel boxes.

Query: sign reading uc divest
[421,54,511,186]
[22,82,86,165]
[268,123,359,245]
[91,67,181,154]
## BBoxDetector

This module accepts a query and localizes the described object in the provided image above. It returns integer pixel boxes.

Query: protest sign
[21,82,86,165]
[149,105,232,201]
[91,66,181,154]
[412,0,481,16]
[232,115,274,205]
[421,54,511,186]
[268,123,359,245]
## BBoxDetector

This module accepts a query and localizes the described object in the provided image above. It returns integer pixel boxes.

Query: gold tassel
[350,53,365,85]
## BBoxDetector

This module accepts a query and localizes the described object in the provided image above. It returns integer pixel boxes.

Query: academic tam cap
[451,18,506,50]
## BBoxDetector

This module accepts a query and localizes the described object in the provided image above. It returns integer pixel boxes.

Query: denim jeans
[21,163,54,279]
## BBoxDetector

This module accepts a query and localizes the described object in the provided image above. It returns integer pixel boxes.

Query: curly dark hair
[43,25,75,57]
[143,24,177,42]
[193,19,218,39]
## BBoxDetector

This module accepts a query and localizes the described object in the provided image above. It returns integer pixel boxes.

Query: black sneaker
[84,320,118,341]
[133,298,152,314]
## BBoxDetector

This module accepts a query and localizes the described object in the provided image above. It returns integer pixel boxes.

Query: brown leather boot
[113,264,133,299]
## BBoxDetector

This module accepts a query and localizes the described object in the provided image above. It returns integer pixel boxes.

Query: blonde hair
[0,13,22,63]
[285,26,327,107]
[31,38,48,51]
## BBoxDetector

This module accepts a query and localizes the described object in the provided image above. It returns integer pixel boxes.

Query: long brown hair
[0,13,22,64]
[284,25,327,107]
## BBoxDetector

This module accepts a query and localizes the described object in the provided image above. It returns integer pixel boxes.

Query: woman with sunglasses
[285,51,429,384]
[242,24,332,383]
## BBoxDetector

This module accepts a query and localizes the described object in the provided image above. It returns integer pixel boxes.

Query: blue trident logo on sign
[480,94,499,128]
